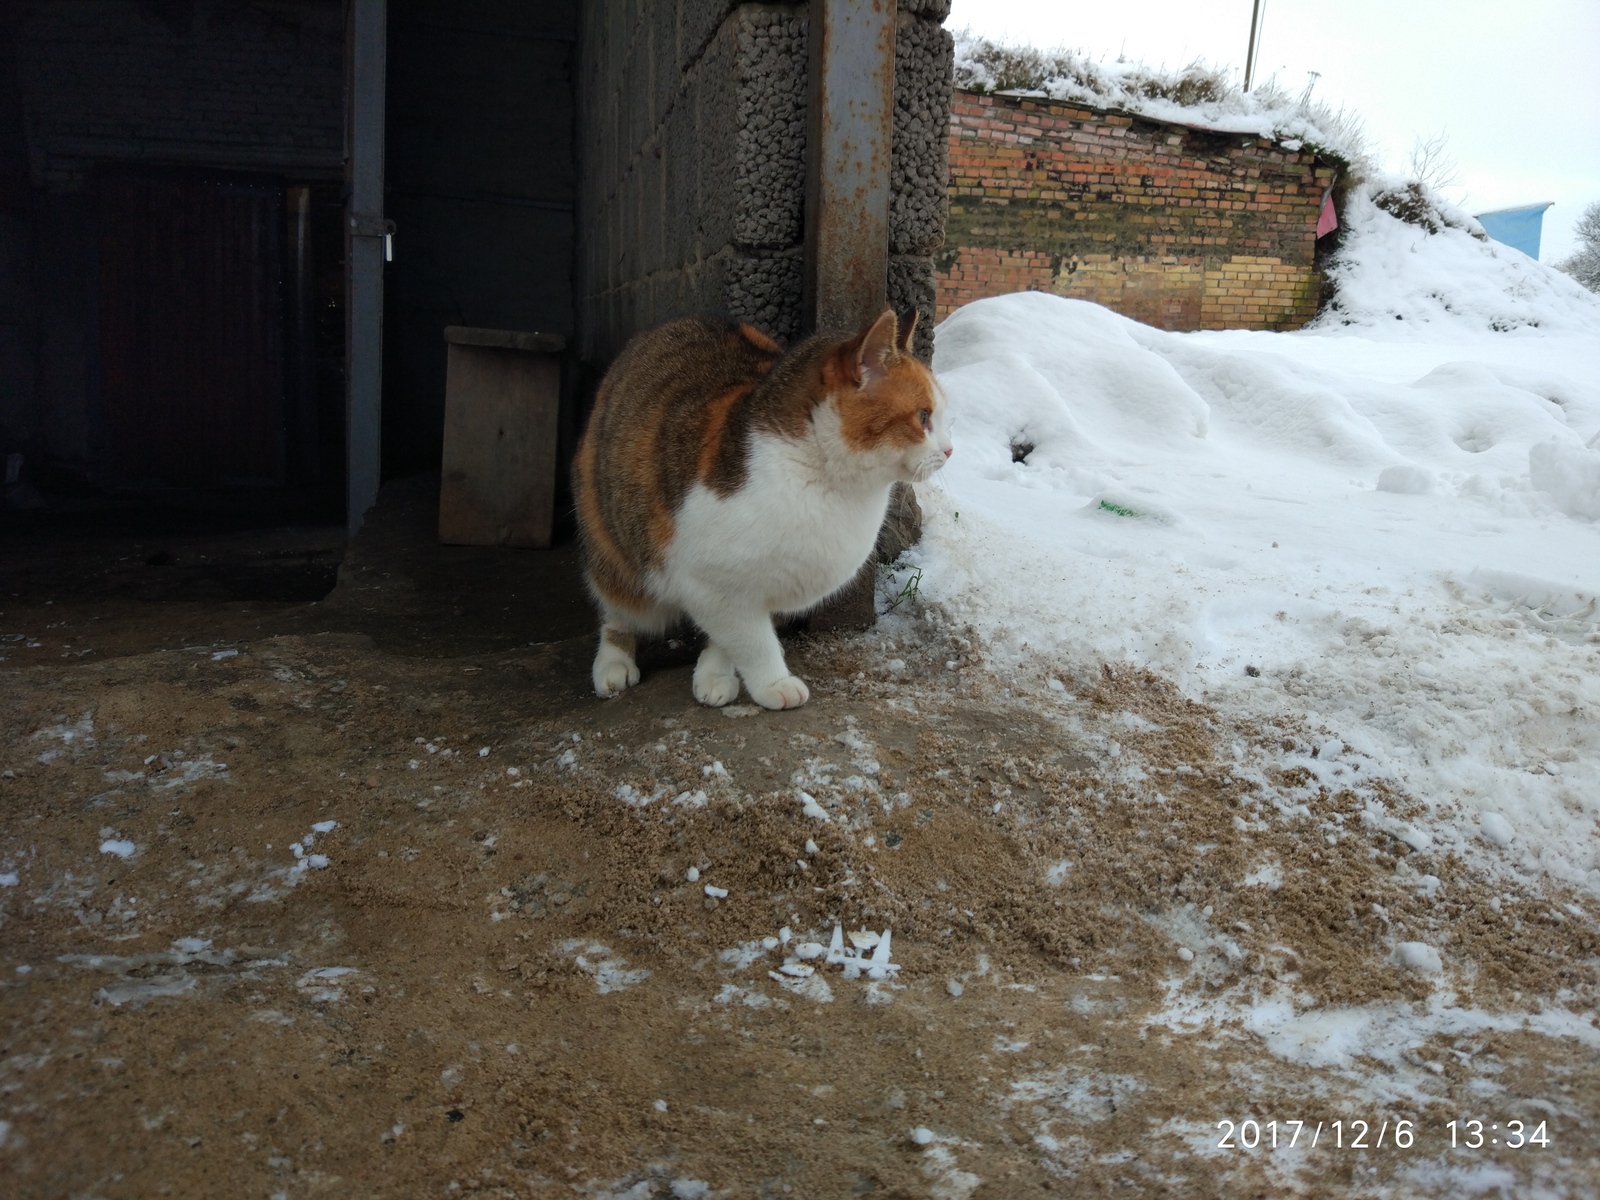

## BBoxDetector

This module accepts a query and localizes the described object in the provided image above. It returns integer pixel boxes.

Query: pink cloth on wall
[1316,188,1339,238]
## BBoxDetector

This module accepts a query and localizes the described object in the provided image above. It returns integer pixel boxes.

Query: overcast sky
[946,0,1600,263]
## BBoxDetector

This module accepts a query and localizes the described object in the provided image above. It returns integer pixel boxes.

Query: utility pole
[1243,0,1266,92]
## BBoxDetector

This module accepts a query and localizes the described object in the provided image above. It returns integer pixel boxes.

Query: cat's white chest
[660,437,890,615]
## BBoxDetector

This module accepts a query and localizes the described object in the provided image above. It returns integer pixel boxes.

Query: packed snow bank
[917,291,1600,890]
[1315,184,1600,339]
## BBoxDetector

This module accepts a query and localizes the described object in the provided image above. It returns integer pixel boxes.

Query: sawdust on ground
[2,578,1598,1197]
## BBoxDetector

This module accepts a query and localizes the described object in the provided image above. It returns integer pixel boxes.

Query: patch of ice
[0,872,17,887]
[1043,858,1072,886]
[767,969,833,1004]
[559,940,650,995]
[297,966,357,1002]
[1479,812,1515,847]
[718,941,766,970]
[614,783,666,807]
[713,983,771,1008]
[1393,941,1444,976]
[797,791,830,821]
[97,976,197,1007]
[30,712,94,747]
[1007,1068,1148,1124]
[99,839,136,858]
[1241,861,1283,890]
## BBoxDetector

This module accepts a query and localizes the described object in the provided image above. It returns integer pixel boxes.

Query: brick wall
[937,90,1338,331]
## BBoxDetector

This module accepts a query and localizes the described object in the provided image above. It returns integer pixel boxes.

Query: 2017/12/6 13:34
[1214,1118,1551,1150]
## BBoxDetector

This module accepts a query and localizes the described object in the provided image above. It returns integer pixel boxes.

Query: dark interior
[0,0,580,585]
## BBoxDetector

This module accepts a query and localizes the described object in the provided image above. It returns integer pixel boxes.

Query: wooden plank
[444,326,566,354]
[438,341,560,548]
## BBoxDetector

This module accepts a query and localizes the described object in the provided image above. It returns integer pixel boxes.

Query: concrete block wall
[889,0,952,361]
[936,90,1338,331]
[577,0,953,368]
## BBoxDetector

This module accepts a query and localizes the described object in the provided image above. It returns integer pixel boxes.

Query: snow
[1393,941,1444,976]
[1316,185,1600,340]
[907,196,1600,1147]
[558,940,651,995]
[1160,987,1600,1083]
[98,839,136,859]
[919,215,1600,891]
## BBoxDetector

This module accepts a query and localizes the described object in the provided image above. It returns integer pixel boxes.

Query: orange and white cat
[573,308,951,709]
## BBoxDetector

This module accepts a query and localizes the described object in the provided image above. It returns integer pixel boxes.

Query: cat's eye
[917,408,931,431]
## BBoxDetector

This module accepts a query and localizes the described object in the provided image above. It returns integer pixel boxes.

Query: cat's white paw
[692,663,741,707]
[749,674,810,711]
[593,653,640,698]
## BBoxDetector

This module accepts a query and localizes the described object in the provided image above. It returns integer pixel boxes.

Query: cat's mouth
[911,453,949,482]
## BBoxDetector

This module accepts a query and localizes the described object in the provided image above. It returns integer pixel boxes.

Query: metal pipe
[286,186,319,482]
[1244,0,1266,93]
[801,0,896,334]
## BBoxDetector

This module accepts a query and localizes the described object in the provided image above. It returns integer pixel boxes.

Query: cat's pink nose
[943,447,953,458]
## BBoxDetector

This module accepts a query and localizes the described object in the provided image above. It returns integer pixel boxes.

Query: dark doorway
[95,166,293,489]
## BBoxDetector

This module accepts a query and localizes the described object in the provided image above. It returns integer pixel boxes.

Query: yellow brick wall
[1199,256,1320,330]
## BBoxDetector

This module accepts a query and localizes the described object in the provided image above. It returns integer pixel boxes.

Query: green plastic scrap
[1098,499,1141,518]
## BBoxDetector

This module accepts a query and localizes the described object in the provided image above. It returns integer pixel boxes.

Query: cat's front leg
[591,624,641,698]
[689,606,809,711]
[692,642,742,707]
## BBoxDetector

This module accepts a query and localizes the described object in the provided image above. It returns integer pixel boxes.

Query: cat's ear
[854,308,899,387]
[895,308,918,353]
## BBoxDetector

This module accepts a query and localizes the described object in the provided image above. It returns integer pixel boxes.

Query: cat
[573,307,952,710]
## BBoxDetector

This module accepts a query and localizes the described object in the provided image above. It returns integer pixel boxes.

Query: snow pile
[1529,434,1600,519]
[1315,182,1600,338]
[918,290,1600,888]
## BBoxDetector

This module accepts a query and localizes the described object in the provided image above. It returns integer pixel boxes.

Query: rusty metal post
[802,0,895,335]
[802,0,896,632]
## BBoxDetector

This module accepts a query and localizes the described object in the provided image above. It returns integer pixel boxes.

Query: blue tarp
[1474,202,1554,259]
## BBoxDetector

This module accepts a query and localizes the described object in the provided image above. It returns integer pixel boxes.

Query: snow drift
[915,283,1600,890]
